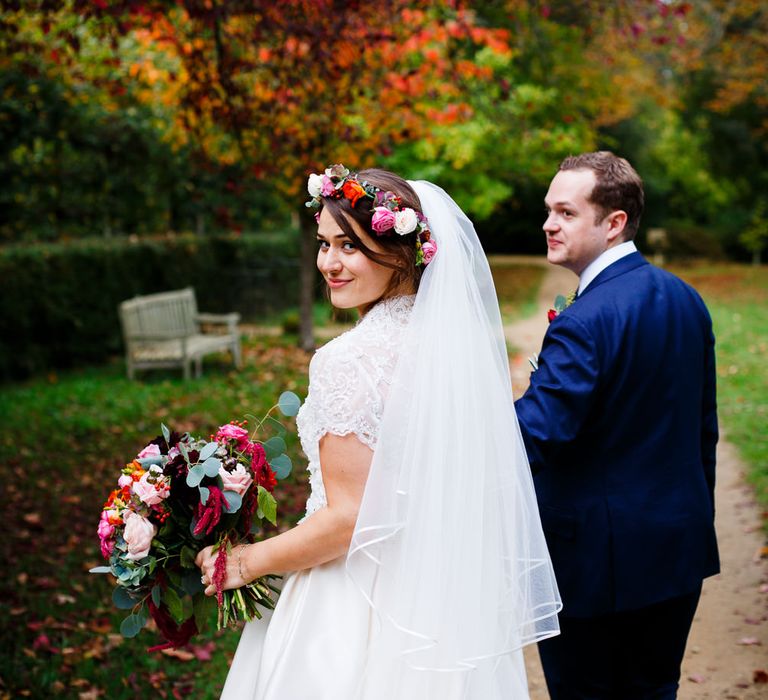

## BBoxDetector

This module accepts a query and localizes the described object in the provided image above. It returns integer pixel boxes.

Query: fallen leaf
[160,648,195,661]
[754,670,768,684]
[687,674,707,683]
[737,637,762,646]
[22,512,42,526]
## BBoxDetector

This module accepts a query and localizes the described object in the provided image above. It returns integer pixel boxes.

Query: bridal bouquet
[91,392,301,649]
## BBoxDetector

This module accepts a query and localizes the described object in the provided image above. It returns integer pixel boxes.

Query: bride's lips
[326,278,352,289]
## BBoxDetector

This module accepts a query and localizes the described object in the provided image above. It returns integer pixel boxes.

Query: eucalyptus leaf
[112,586,138,610]
[271,454,292,479]
[263,436,287,460]
[278,391,301,417]
[179,441,190,462]
[223,490,242,514]
[120,612,146,638]
[199,485,210,505]
[554,294,567,312]
[258,486,277,525]
[151,585,162,607]
[137,455,163,468]
[186,464,205,487]
[202,457,222,478]
[199,441,219,461]
[89,566,111,574]
[161,423,171,445]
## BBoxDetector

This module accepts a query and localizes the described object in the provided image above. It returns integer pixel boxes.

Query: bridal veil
[347,181,561,698]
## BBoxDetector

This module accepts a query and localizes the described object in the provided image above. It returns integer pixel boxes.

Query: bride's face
[316,208,395,314]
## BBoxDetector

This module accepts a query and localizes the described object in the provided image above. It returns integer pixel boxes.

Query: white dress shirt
[578,241,638,296]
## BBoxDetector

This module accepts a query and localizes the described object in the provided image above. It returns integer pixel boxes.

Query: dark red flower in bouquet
[193,486,227,536]
[547,309,558,323]
[213,547,228,606]
[249,443,277,492]
[147,600,198,652]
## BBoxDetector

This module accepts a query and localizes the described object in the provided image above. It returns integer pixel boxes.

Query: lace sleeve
[304,340,394,451]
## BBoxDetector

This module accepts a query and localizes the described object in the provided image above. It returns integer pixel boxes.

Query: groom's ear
[605,210,628,243]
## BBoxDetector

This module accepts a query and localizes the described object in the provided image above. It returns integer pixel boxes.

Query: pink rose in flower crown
[137,443,161,460]
[133,468,170,506]
[117,473,133,489]
[371,206,396,234]
[321,175,335,197]
[123,512,157,560]
[219,463,253,496]
[215,423,251,451]
[421,240,437,264]
[98,511,115,558]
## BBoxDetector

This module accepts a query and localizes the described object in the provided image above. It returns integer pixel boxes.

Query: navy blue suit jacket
[515,253,719,617]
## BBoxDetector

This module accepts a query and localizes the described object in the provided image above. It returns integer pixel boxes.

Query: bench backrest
[120,287,199,339]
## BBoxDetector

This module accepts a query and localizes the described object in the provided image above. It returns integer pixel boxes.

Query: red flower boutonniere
[547,291,576,324]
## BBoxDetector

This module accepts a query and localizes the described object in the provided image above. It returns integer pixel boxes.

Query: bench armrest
[196,312,240,332]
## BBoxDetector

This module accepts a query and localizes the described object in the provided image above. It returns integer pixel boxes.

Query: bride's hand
[195,544,251,597]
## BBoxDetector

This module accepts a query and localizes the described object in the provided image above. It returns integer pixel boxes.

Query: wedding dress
[221,181,560,699]
[222,295,443,699]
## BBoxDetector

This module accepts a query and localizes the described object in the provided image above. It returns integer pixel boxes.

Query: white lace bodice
[295,295,414,518]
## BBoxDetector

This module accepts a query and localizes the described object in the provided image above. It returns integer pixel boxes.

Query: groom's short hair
[559,151,644,240]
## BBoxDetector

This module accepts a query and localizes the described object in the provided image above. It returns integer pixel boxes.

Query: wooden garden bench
[119,287,242,379]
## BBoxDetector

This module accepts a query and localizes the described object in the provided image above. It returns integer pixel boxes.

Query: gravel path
[500,256,768,699]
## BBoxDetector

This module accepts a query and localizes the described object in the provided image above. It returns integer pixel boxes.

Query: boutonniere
[530,292,577,371]
[547,291,576,323]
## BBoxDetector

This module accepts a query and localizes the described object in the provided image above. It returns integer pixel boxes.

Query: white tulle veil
[346,181,561,698]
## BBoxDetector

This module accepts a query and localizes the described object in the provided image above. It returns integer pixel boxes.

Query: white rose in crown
[307,173,323,198]
[394,208,418,235]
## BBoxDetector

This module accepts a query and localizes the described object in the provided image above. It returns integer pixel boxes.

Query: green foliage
[739,199,768,263]
[672,264,768,516]
[0,232,299,379]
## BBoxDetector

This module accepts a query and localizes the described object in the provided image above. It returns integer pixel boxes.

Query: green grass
[0,338,311,699]
[670,263,768,510]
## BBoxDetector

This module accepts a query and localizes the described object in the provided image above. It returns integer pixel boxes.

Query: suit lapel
[578,252,648,298]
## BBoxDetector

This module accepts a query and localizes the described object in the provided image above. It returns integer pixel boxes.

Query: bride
[197,165,561,699]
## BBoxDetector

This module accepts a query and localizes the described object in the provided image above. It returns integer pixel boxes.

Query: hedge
[0,232,301,380]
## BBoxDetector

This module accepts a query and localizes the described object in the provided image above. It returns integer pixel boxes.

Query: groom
[515,151,719,699]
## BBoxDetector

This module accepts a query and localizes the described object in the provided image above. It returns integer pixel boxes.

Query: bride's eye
[317,239,330,250]
[342,241,356,251]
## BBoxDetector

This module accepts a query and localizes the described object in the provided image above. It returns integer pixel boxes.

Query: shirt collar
[578,240,637,295]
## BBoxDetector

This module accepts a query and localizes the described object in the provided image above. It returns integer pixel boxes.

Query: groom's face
[543,169,612,275]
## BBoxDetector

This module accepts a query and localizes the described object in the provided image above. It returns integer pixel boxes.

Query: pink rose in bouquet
[123,512,157,560]
[219,463,253,496]
[91,392,302,649]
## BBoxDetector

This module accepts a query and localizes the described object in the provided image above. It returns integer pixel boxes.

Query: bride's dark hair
[320,168,425,307]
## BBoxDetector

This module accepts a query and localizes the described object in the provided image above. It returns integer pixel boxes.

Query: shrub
[0,232,300,380]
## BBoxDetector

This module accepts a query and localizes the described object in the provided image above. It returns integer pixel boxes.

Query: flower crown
[306,163,437,266]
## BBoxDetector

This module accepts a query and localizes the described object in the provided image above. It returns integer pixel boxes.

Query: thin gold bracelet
[237,544,249,581]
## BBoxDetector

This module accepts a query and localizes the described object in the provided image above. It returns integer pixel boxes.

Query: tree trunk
[753,249,761,266]
[299,211,316,351]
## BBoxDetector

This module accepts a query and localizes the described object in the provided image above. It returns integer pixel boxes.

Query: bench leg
[232,339,242,369]
[195,357,202,378]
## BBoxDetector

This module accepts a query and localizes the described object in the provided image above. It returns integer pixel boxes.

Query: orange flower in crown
[341,179,368,208]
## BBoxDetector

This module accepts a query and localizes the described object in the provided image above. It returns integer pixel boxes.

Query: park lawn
[671,263,768,512]
[0,337,312,699]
